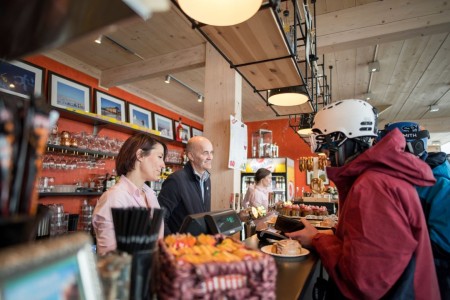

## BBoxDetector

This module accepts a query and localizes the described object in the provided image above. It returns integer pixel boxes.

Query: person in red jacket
[287,99,440,299]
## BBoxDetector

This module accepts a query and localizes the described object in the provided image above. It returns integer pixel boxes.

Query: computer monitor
[0,232,103,300]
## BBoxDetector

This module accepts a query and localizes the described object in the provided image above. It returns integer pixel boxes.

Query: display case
[251,129,273,158]
[241,157,295,207]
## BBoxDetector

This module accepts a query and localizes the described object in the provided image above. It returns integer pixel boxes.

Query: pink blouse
[93,175,163,255]
[244,184,272,210]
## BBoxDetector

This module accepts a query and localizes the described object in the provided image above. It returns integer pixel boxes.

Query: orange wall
[27,55,201,214]
[28,55,329,214]
[246,119,328,196]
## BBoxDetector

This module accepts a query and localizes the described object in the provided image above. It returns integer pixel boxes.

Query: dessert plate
[260,245,310,258]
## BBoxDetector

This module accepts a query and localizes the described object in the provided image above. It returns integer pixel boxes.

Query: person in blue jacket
[379,121,450,299]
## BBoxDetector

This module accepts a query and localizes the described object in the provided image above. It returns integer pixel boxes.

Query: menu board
[228,115,247,171]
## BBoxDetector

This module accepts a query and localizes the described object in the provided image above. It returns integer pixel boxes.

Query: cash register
[179,209,243,236]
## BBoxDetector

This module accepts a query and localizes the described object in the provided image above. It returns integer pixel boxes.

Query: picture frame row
[0,59,203,142]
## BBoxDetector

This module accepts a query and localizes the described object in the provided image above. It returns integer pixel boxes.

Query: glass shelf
[39,192,103,197]
[46,144,117,158]
[56,107,185,147]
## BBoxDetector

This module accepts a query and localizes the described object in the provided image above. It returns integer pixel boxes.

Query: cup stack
[79,199,94,232]
[48,204,68,236]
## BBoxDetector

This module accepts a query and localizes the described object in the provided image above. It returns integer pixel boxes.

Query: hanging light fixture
[197,94,203,102]
[164,75,171,83]
[296,113,314,136]
[268,85,309,106]
[178,0,262,26]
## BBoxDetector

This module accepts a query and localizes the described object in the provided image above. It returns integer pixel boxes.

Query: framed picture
[48,72,91,112]
[128,103,152,129]
[175,121,191,144]
[153,114,174,140]
[306,169,329,185]
[191,127,203,137]
[0,60,44,98]
[95,89,126,122]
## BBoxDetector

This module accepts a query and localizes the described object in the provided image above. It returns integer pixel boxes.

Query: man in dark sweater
[158,136,213,234]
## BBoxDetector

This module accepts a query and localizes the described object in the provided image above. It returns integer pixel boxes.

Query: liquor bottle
[110,169,117,186]
[176,117,183,142]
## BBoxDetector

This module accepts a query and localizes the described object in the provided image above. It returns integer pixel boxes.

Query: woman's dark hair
[115,133,167,176]
[254,168,271,183]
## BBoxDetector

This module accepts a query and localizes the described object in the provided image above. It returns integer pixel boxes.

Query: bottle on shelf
[103,173,110,192]
[110,169,117,187]
[176,117,183,142]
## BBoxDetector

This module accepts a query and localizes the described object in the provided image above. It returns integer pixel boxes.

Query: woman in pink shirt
[244,168,272,210]
[93,133,167,255]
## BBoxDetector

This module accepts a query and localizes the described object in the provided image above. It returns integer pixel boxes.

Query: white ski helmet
[310,99,378,166]
[310,99,378,152]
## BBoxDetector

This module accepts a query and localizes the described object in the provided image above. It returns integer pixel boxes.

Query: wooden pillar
[203,43,242,211]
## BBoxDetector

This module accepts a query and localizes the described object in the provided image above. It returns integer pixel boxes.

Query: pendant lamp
[296,113,314,136]
[268,85,309,106]
[178,0,262,26]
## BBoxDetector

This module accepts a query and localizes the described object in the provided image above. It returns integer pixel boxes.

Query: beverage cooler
[241,157,295,204]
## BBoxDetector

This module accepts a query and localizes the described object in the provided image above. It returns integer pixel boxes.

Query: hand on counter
[285,218,318,248]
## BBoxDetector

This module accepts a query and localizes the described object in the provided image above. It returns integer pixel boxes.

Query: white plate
[260,245,310,258]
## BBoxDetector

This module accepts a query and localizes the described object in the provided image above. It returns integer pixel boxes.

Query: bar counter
[244,234,320,300]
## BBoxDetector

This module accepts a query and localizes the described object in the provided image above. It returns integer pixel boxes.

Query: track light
[363,92,373,101]
[429,105,439,112]
[95,36,102,44]
[368,61,380,73]
[165,74,203,103]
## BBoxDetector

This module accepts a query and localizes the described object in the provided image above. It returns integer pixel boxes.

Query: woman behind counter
[244,168,272,210]
[93,133,167,255]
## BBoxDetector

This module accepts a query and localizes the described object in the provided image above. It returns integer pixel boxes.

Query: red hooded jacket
[312,129,440,299]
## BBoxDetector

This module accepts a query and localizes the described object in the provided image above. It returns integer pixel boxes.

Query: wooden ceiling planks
[201,9,290,64]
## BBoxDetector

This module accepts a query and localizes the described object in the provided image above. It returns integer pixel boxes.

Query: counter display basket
[156,234,277,299]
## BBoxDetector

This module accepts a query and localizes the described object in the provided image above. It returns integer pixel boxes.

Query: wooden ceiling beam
[315,0,450,54]
[100,43,206,87]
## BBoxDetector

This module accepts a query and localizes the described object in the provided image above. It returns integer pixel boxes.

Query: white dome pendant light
[178,0,263,26]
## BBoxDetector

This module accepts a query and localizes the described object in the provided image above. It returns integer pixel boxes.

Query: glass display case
[251,129,273,158]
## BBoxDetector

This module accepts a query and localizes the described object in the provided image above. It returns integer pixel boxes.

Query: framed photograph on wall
[95,89,126,122]
[154,114,174,140]
[306,169,329,185]
[48,72,91,112]
[175,121,191,144]
[128,103,152,129]
[0,60,45,98]
[191,127,203,137]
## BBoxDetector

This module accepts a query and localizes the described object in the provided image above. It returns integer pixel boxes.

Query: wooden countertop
[244,234,320,300]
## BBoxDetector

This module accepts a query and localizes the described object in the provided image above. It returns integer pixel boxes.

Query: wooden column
[203,43,242,211]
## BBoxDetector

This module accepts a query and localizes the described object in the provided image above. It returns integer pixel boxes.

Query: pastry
[272,239,302,255]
